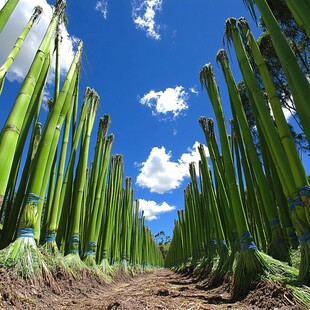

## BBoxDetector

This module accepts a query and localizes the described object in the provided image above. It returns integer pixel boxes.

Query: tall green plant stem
[0,2,65,209]
[283,0,310,37]
[225,18,298,197]
[238,18,308,189]
[0,6,43,93]
[0,0,20,33]
[217,49,290,262]
[68,89,99,254]
[243,0,310,143]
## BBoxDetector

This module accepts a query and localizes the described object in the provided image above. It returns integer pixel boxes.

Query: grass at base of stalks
[208,245,230,286]
[118,259,132,274]
[0,237,53,285]
[99,258,115,276]
[131,264,145,276]
[194,256,215,276]
[65,252,88,274]
[232,249,268,299]
[290,248,301,269]
[84,254,112,282]
[298,242,310,286]
[40,241,74,278]
[286,284,310,308]
[259,251,310,308]
[268,227,291,264]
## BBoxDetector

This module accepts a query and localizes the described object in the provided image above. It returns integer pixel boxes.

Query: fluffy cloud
[282,106,293,121]
[95,0,108,19]
[189,86,198,95]
[139,86,189,119]
[138,199,175,221]
[136,142,209,194]
[132,0,162,40]
[0,0,75,84]
[268,101,293,122]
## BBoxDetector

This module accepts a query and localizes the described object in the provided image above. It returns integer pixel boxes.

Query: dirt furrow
[0,268,305,309]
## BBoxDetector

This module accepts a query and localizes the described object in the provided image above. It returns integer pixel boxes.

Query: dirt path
[57,269,245,310]
[0,268,305,309]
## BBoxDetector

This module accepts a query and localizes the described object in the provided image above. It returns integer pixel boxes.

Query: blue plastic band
[299,185,310,197]
[86,251,96,256]
[269,219,280,228]
[45,231,56,242]
[240,241,258,252]
[102,250,107,255]
[69,249,79,253]
[288,194,303,210]
[210,239,217,245]
[239,231,252,242]
[26,193,40,204]
[239,231,258,252]
[71,235,79,246]
[299,230,310,246]
[18,228,34,238]
[87,241,97,247]
[288,232,297,238]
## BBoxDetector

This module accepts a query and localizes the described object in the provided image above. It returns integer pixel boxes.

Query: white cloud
[138,199,175,221]
[139,86,189,119]
[0,0,75,84]
[132,0,162,40]
[268,100,293,122]
[189,86,198,95]
[95,0,108,19]
[136,142,209,194]
[282,106,293,121]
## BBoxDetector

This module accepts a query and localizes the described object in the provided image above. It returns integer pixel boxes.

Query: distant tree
[154,231,171,259]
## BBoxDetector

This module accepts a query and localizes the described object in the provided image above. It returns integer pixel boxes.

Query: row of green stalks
[0,0,164,281]
[166,3,310,303]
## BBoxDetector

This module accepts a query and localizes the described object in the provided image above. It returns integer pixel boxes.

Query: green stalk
[243,0,310,143]
[67,89,99,256]
[0,6,43,93]
[120,177,133,271]
[231,118,268,249]
[238,18,308,190]
[84,118,112,266]
[56,89,91,244]
[0,0,20,33]
[99,155,124,272]
[189,163,204,260]
[43,81,76,253]
[200,63,266,297]
[34,64,79,243]
[199,117,236,243]
[20,41,82,235]
[226,17,310,284]
[198,144,229,280]
[0,1,65,210]
[217,49,290,263]
[283,0,310,38]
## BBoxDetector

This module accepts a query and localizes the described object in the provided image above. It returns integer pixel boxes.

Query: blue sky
[0,0,309,238]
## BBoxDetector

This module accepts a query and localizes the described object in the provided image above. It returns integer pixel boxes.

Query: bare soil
[0,268,306,309]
